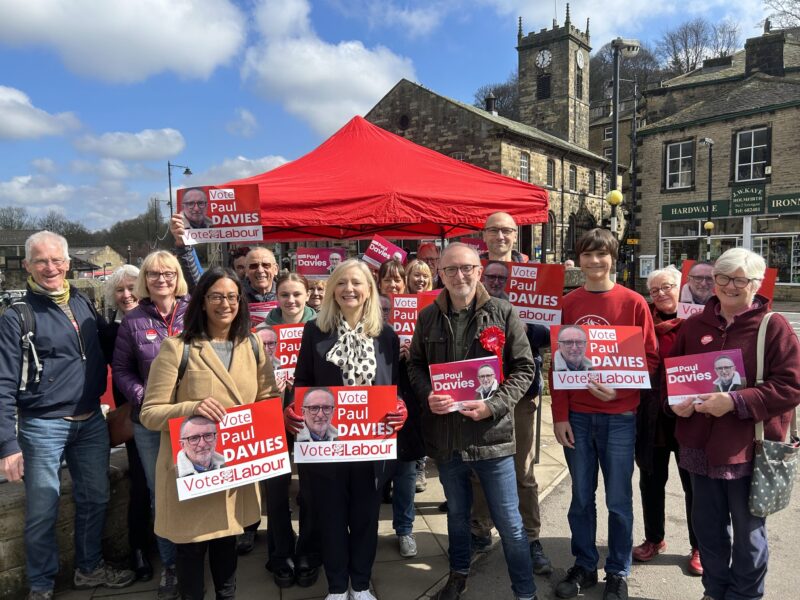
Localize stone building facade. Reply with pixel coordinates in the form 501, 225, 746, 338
638, 25, 800, 298
366, 13, 611, 262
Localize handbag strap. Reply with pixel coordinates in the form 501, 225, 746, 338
754, 312, 798, 441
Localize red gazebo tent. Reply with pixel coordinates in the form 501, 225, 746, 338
226, 116, 549, 241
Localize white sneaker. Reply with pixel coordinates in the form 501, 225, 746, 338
350, 590, 377, 600
398, 534, 418, 558
325, 593, 349, 600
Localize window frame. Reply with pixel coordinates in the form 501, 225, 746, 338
519, 152, 530, 183
603, 126, 613, 141
663, 139, 695, 191
733, 126, 770, 183
588, 170, 596, 195
546, 159, 555, 188
568, 165, 578, 192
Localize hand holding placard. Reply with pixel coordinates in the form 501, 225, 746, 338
283, 405, 304, 435
194, 397, 227, 421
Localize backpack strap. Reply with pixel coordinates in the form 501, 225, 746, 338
11, 301, 41, 392
249, 333, 261, 363
176, 341, 191, 388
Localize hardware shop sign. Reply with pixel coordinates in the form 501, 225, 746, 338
661, 200, 729, 221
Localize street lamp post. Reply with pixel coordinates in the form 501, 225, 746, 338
167, 161, 192, 217
605, 37, 640, 240
700, 138, 714, 261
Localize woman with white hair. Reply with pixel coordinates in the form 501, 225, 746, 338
671, 248, 800, 600
633, 265, 701, 576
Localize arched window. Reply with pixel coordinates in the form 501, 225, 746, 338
546, 211, 557, 251
546, 159, 555, 187
569, 165, 578, 192
519, 152, 530, 183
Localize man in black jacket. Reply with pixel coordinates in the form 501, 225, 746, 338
408, 243, 537, 600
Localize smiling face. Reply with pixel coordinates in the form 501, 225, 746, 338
307, 280, 326, 309
145, 259, 178, 301
714, 267, 758, 316
303, 388, 336, 438
714, 357, 737, 385
257, 327, 278, 358
482, 262, 509, 298
648, 273, 679, 315
476, 366, 496, 389
558, 327, 588, 369
334, 265, 371, 317
329, 253, 343, 269
25, 237, 70, 292
246, 248, 277, 294
379, 271, 406, 295
180, 418, 218, 469
408, 265, 431, 293
579, 249, 613, 285
182, 189, 208, 227
439, 245, 482, 307
114, 275, 138, 314
277, 279, 308, 323
417, 245, 440, 275
203, 277, 240, 332
483, 212, 518, 260
688, 263, 714, 304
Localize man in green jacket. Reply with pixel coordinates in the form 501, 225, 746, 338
408, 243, 537, 600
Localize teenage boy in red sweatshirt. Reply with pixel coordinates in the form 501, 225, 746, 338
551, 229, 658, 600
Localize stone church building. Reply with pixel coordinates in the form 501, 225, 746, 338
366, 10, 610, 262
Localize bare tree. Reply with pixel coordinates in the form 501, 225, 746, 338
711, 20, 740, 57
473, 70, 520, 121
764, 0, 800, 27
0, 206, 36, 230
657, 17, 711, 75
589, 42, 662, 102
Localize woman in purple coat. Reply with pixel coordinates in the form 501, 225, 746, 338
112, 251, 190, 600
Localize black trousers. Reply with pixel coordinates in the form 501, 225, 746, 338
307, 461, 382, 594
124, 437, 153, 551
639, 446, 697, 548
175, 536, 237, 600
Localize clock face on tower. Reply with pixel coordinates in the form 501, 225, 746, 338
576, 51, 585, 69
535, 49, 552, 68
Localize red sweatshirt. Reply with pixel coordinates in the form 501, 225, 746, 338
551, 284, 659, 422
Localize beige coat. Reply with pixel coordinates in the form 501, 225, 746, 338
141, 335, 278, 544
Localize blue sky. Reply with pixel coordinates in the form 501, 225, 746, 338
0, 0, 768, 231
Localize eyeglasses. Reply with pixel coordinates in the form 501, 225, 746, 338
206, 292, 241, 305
484, 274, 508, 282
303, 405, 334, 415
440, 264, 480, 277
248, 262, 276, 271
689, 275, 714, 284
183, 201, 207, 208
181, 432, 217, 446
649, 283, 677, 297
558, 340, 587, 347
478, 373, 494, 379
484, 227, 517, 236
31, 258, 67, 268
714, 274, 760, 289
715, 364, 735, 371
263, 341, 277, 349
146, 271, 177, 281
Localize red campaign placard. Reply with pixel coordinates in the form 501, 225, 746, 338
296, 247, 347, 279
678, 260, 776, 317
362, 234, 407, 268
664, 349, 746, 405
388, 293, 436, 345
293, 386, 398, 463
549, 325, 650, 390
272, 323, 305, 381
167, 398, 289, 501
177, 184, 262, 244
482, 261, 565, 326
248, 301, 278, 325
429, 356, 501, 412
460, 237, 488, 253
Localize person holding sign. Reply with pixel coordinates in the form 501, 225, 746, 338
408, 243, 537, 600
140, 267, 279, 600
284, 259, 406, 600
551, 229, 658, 600
633, 266, 700, 576
670, 248, 800, 600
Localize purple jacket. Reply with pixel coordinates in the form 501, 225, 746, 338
112, 296, 190, 408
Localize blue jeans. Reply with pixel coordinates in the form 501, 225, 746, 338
392, 460, 417, 536
563, 411, 635, 576
134, 423, 176, 567
437, 454, 535, 598
18, 411, 109, 591
691, 474, 768, 600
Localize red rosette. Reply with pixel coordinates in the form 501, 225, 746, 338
479, 326, 505, 383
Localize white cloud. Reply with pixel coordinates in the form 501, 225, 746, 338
226, 108, 259, 138
184, 155, 289, 187
74, 128, 185, 161
242, 0, 416, 136
0, 86, 80, 140
0, 0, 246, 83
0, 174, 74, 205
332, 1, 447, 38
31, 158, 57, 174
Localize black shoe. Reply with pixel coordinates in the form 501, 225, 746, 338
131, 550, 153, 582
294, 557, 319, 588
438, 501, 448, 513
603, 574, 628, 600
529, 540, 553, 575
555, 565, 598, 599
433, 571, 468, 600
236, 530, 256, 555
271, 561, 295, 589
470, 533, 491, 554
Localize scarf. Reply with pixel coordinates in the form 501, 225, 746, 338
325, 316, 377, 386
28, 276, 70, 305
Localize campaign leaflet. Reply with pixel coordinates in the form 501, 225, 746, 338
296, 247, 347, 279
460, 237, 488, 253
177, 184, 262, 245
664, 349, 746, 405
248, 301, 278, 325
168, 399, 289, 501
483, 261, 565, 326
272, 323, 305, 381
428, 356, 501, 412
677, 260, 777, 318
549, 325, 651, 390
362, 234, 407, 268
388, 293, 437, 345
293, 386, 398, 463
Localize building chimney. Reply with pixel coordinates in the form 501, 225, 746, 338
485, 92, 498, 116
745, 30, 785, 77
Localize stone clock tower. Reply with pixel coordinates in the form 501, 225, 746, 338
518, 5, 591, 149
